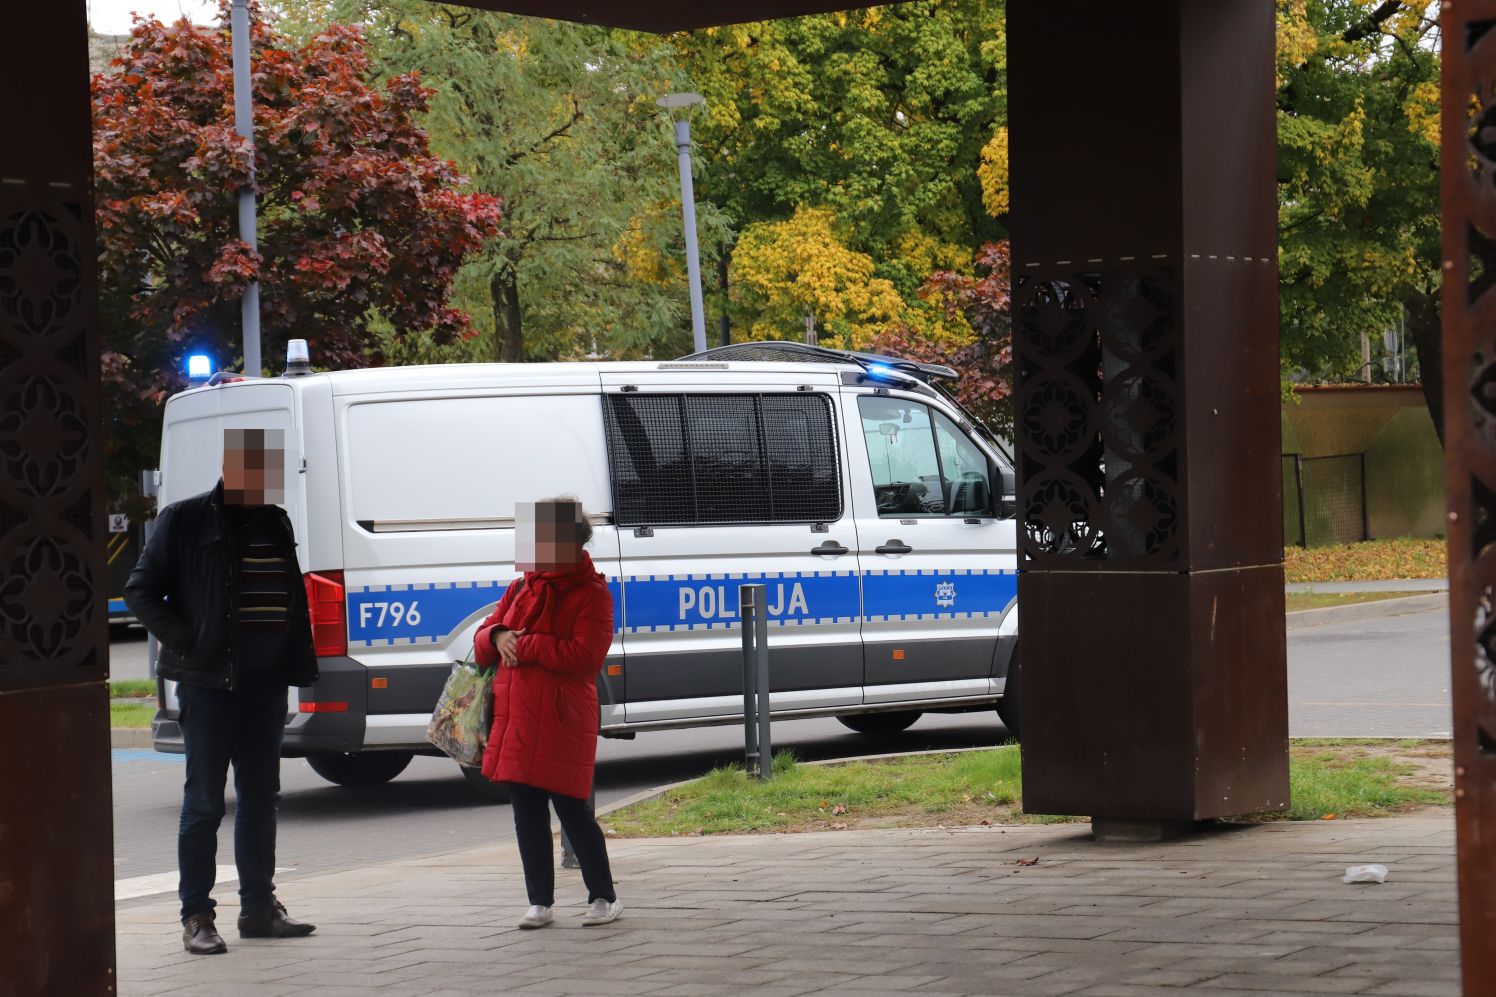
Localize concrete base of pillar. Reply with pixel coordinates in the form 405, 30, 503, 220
1091, 818, 1201, 843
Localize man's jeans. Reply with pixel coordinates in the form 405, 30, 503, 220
177, 680, 287, 922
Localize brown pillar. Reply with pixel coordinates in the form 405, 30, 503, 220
1441, 3, 1496, 991
1007, 0, 1289, 830
0, 5, 118, 993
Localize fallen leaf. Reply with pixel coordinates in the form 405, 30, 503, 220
979, 819, 991, 826
831, 822, 848, 830
832, 804, 847, 815
1016, 856, 1040, 866
1321, 814, 1338, 821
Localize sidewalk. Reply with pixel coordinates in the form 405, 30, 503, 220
115, 813, 1458, 997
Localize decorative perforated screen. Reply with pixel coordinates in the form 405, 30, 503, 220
604, 393, 841, 526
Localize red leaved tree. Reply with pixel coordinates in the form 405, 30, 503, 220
868, 241, 1014, 435
93, 11, 501, 511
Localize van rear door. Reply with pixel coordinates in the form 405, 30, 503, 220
602, 370, 862, 724
156, 381, 301, 721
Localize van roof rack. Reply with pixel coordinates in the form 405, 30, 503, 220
677, 341, 958, 384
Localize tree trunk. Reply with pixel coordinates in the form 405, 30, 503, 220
491, 267, 523, 363
1405, 288, 1444, 447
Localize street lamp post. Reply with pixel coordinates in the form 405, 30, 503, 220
657, 93, 707, 354
231, 0, 262, 376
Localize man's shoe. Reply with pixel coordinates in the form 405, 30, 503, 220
182, 913, 227, 955
581, 898, 623, 926
237, 899, 316, 939
517, 905, 554, 929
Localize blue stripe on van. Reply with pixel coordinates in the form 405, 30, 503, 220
862, 569, 1016, 623
345, 569, 1015, 647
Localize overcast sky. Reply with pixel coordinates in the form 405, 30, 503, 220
88, 0, 218, 35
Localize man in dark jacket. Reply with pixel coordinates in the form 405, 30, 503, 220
125, 428, 319, 955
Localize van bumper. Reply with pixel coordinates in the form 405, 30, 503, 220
281, 655, 368, 756
149, 656, 375, 756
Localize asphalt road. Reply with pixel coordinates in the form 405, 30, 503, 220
111, 604, 1451, 908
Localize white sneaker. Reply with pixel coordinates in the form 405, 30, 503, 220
517, 905, 553, 929
581, 898, 623, 926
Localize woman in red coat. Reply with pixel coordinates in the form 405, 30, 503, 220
473, 497, 621, 929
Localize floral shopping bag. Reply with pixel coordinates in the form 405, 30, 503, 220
426, 652, 493, 767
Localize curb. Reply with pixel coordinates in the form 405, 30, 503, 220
1285, 592, 1447, 630
110, 728, 153, 749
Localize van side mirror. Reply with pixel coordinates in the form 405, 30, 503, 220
994, 463, 1017, 519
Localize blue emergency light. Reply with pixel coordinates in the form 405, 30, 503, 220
186, 354, 212, 382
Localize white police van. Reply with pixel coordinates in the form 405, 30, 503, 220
149, 342, 1021, 791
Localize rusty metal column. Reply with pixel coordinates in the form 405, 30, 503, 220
0, 4, 118, 993
1441, 3, 1496, 990
1007, 0, 1288, 835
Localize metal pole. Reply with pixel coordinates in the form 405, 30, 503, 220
755, 591, 771, 782
1294, 453, 1307, 548
1359, 452, 1370, 542
741, 584, 761, 775
141, 468, 159, 680
674, 118, 707, 354
231, 0, 262, 377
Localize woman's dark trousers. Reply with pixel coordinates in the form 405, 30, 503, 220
176, 681, 287, 922
508, 781, 615, 907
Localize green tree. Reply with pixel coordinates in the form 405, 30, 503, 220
287, 0, 717, 361
668, 1, 1006, 306
1276, 0, 1442, 436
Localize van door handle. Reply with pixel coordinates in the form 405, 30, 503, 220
876, 540, 914, 555
811, 541, 849, 556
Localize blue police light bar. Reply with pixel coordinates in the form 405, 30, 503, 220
186, 354, 212, 381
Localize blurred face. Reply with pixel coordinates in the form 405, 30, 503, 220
515, 500, 585, 571
222, 428, 285, 507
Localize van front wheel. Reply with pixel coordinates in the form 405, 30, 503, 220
305, 750, 413, 788
837, 711, 921, 736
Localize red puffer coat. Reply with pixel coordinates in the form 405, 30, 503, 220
473, 552, 614, 800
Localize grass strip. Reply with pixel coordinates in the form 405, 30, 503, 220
1285, 537, 1445, 583
1284, 591, 1426, 612
110, 702, 155, 729
602, 741, 1450, 838
110, 679, 155, 699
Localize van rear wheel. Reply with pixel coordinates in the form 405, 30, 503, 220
305, 750, 413, 788
837, 711, 921, 736
460, 764, 511, 803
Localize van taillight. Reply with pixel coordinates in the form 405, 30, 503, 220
303, 570, 347, 657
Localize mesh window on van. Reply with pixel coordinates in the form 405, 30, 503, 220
604, 393, 841, 526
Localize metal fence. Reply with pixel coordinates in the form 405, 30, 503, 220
1282, 452, 1368, 548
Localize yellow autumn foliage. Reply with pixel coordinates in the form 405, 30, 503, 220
730, 206, 905, 350
977, 126, 1009, 218
1405, 80, 1440, 147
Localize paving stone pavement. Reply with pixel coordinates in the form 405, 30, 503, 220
114, 814, 1458, 997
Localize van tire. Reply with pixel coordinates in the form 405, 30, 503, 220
460, 764, 511, 803
837, 711, 921, 736
305, 750, 413, 787
996, 650, 1021, 742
